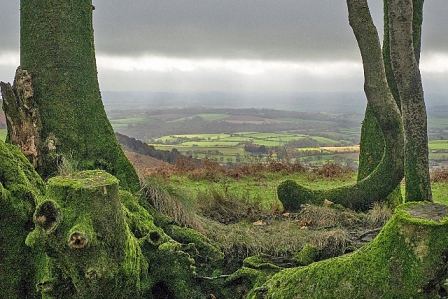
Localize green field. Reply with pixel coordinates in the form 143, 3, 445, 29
0, 129, 6, 141
153, 132, 334, 147
429, 140, 448, 150
149, 131, 358, 166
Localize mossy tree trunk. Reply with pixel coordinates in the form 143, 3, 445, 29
278, 0, 404, 211
356, 0, 404, 208
0, 0, 139, 192
388, 0, 432, 202
252, 202, 448, 298
357, 0, 425, 207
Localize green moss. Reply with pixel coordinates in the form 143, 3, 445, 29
225, 255, 282, 299
0, 140, 45, 299
167, 225, 224, 263
144, 241, 204, 299
27, 170, 146, 298
292, 243, 320, 266
253, 202, 448, 298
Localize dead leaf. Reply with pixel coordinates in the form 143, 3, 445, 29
253, 220, 266, 226
323, 199, 334, 207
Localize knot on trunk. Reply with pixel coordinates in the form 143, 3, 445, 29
68, 231, 88, 249
34, 200, 62, 234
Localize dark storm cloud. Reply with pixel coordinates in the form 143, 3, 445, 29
91, 0, 447, 60
93, 0, 363, 60
1, 1, 446, 61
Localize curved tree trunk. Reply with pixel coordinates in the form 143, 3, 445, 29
278, 0, 404, 211
388, 0, 432, 202
356, 0, 404, 208
1, 0, 140, 192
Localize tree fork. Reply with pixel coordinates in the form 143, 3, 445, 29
278, 0, 404, 211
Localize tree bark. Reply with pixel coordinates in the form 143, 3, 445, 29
8, 0, 140, 192
0, 67, 39, 167
278, 0, 404, 211
253, 202, 448, 298
388, 0, 432, 202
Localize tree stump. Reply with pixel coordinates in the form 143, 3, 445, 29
26, 170, 146, 298
252, 202, 448, 299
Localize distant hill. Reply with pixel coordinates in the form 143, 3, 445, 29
115, 132, 185, 163
102, 91, 367, 114
102, 91, 448, 116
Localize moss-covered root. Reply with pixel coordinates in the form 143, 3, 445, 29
0, 140, 45, 299
251, 202, 448, 299
26, 170, 147, 299
277, 159, 403, 211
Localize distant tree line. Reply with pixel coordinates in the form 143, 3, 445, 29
115, 132, 186, 163
244, 143, 268, 154
284, 137, 320, 148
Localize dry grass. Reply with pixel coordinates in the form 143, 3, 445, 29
431, 169, 448, 182
201, 217, 353, 264
196, 186, 256, 224
141, 177, 205, 232
299, 204, 362, 228
366, 202, 393, 228
151, 157, 306, 181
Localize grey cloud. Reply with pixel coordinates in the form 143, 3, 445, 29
0, 2, 19, 51
93, 0, 363, 60
422, 2, 448, 53
92, 0, 447, 60
97, 65, 364, 93
1, 1, 446, 61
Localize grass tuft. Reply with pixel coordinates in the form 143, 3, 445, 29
141, 177, 204, 232
56, 152, 79, 175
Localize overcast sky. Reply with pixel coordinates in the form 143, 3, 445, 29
0, 1, 447, 93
